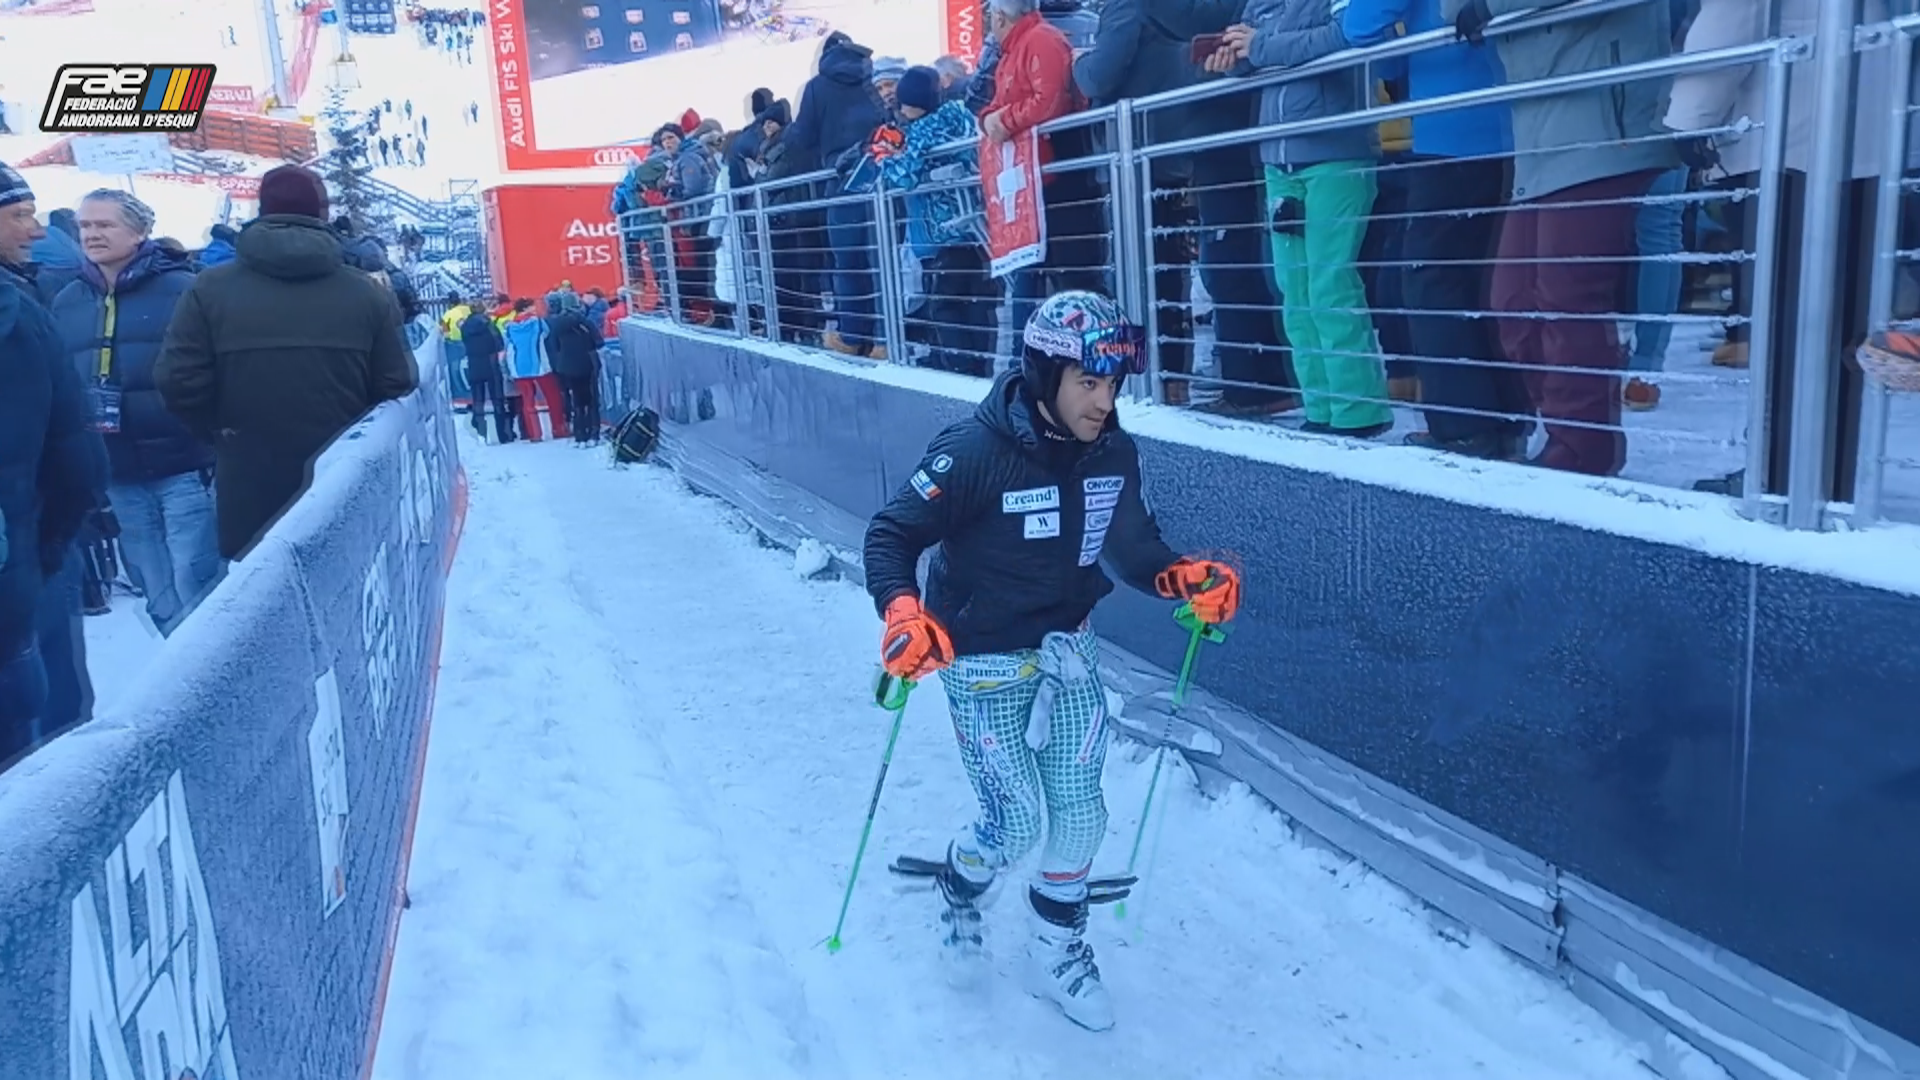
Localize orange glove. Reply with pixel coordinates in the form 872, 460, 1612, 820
880, 595, 955, 681
1155, 559, 1241, 625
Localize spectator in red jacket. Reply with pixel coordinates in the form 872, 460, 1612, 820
983, 0, 1107, 351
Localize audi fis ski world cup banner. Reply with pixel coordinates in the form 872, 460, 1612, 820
39, 63, 215, 132
486, 0, 982, 172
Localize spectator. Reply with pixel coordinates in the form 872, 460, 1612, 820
3, 169, 110, 725
676, 118, 728, 326
1666, 0, 1893, 500
583, 286, 610, 329
52, 189, 221, 637
32, 208, 85, 300
1212, 0, 1392, 437
154, 164, 418, 561
503, 297, 568, 440
459, 301, 512, 443
1076, 0, 1296, 414
784, 32, 888, 358
543, 290, 605, 445
879, 66, 996, 377
603, 290, 629, 336
1344, 0, 1530, 458
1624, 0, 1700, 411
872, 56, 909, 115
0, 270, 101, 765
199, 223, 238, 269
439, 291, 474, 402
0, 165, 104, 759
487, 293, 524, 441
1443, 0, 1679, 475
982, 0, 1095, 339
934, 55, 972, 104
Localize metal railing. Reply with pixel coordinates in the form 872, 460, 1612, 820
602, 3, 1917, 530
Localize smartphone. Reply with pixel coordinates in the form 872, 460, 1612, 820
1189, 33, 1226, 64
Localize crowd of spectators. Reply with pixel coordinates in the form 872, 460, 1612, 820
609, 0, 1887, 497
0, 161, 419, 769
437, 285, 615, 448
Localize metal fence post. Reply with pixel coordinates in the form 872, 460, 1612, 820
1739, 42, 1798, 521
1784, 0, 1864, 530
661, 211, 684, 325
874, 187, 907, 363
1853, 23, 1913, 527
755, 186, 782, 344
722, 193, 750, 339
1109, 100, 1156, 403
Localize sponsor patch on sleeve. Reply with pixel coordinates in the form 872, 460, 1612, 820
910, 470, 942, 500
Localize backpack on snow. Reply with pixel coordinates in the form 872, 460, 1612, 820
610, 406, 661, 464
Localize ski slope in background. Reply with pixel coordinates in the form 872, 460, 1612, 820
369, 431, 1726, 1080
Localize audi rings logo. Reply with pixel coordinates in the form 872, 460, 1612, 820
594, 146, 641, 167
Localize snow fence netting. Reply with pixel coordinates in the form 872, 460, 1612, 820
0, 323, 465, 1080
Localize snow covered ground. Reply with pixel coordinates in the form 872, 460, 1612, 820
368, 427, 1720, 1080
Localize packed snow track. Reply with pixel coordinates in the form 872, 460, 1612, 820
369, 431, 1694, 1080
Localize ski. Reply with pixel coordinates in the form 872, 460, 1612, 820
888, 855, 1137, 905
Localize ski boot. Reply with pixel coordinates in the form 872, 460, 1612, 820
1025, 888, 1115, 1032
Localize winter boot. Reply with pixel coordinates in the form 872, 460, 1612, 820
1025, 888, 1114, 1031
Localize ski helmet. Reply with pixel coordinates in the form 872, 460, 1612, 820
1019, 290, 1147, 404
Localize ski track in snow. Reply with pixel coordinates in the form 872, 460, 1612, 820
373, 429, 1714, 1080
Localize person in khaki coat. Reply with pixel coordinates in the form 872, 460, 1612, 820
155, 165, 418, 561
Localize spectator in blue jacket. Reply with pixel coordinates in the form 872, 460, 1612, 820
52, 190, 222, 637
1344, 0, 1529, 458
198, 223, 238, 269
879, 67, 996, 377
0, 270, 101, 766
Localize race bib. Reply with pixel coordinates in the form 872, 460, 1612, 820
90, 382, 123, 434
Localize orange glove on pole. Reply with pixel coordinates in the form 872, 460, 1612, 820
880, 595, 955, 681
1154, 559, 1242, 625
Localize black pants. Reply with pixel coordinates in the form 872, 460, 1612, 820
921, 244, 997, 377
1188, 139, 1295, 403
1362, 153, 1416, 380
1151, 188, 1196, 381
1400, 155, 1531, 444
770, 202, 828, 342
557, 372, 601, 442
468, 373, 514, 442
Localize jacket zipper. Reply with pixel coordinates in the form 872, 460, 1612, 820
97, 290, 118, 382
1608, 41, 1626, 140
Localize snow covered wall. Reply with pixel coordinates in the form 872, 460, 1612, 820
618, 319, 1920, 1080
0, 330, 464, 1080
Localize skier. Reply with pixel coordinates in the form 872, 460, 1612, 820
861, 290, 1243, 1032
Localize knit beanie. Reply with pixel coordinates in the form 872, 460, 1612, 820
896, 66, 942, 114
81, 188, 158, 235
0, 161, 32, 211
870, 56, 908, 85
258, 164, 329, 220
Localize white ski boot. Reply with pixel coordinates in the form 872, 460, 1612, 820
1025, 889, 1115, 1031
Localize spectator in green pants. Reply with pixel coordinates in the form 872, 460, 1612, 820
1211, 0, 1393, 436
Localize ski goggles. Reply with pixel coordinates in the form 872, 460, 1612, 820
1023, 321, 1149, 376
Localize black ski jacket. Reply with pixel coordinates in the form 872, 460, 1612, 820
864, 372, 1178, 657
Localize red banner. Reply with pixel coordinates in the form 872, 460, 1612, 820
981, 129, 1045, 278
486, 0, 644, 173
207, 84, 258, 112
482, 184, 624, 300
142, 173, 263, 198
944, 0, 984, 68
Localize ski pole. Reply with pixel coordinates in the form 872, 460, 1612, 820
1116, 595, 1228, 921
825, 670, 915, 954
